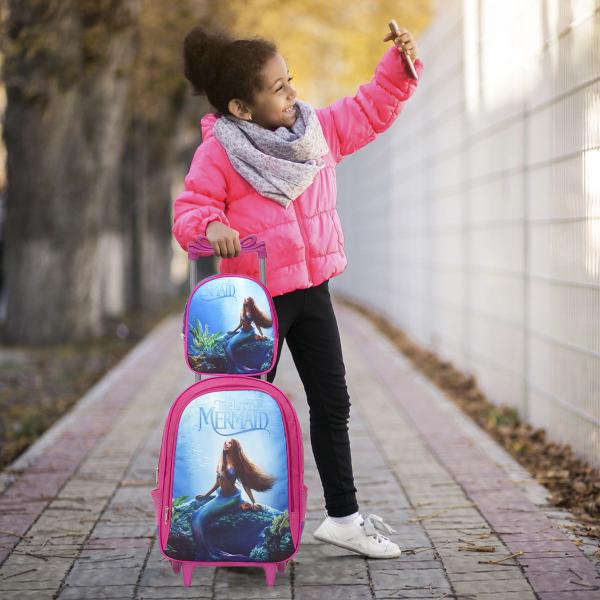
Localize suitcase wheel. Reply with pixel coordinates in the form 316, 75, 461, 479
182, 563, 194, 587
263, 563, 276, 586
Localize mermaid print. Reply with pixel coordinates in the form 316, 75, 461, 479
225, 296, 272, 373
185, 277, 276, 375
191, 438, 276, 560
163, 389, 295, 563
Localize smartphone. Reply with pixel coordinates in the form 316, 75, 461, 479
388, 20, 418, 80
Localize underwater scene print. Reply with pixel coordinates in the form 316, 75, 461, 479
165, 389, 294, 563
186, 276, 276, 375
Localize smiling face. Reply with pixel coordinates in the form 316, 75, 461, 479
227, 53, 297, 130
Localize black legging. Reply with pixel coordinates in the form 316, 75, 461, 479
251, 278, 358, 517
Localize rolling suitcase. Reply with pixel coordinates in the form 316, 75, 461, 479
150, 233, 308, 587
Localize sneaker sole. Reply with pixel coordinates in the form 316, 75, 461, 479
313, 531, 402, 559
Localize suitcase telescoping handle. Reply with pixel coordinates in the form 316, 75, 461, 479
187, 233, 267, 289
186, 233, 269, 383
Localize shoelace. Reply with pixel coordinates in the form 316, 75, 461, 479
360, 513, 397, 543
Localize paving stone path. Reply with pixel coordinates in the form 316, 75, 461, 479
1, 297, 598, 599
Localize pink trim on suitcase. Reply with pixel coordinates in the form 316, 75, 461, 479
151, 376, 306, 586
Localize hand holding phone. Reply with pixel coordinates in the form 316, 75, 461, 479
386, 20, 419, 80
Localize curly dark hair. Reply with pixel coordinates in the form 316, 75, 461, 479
183, 25, 278, 117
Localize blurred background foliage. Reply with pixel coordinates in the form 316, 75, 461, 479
0, 0, 432, 344
212, 0, 431, 106
0, 0, 430, 465
122, 0, 433, 121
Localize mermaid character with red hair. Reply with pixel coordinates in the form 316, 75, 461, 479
191, 438, 276, 560
225, 296, 272, 373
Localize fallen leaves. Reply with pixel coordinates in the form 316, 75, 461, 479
341, 296, 600, 542
0, 291, 190, 470
479, 550, 524, 564
457, 538, 497, 552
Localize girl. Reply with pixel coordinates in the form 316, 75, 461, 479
173, 23, 423, 559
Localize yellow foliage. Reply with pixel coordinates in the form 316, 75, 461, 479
0, 0, 432, 120
210, 0, 433, 106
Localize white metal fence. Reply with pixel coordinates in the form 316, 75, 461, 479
333, 0, 600, 469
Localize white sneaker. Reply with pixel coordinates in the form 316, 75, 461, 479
312, 512, 402, 559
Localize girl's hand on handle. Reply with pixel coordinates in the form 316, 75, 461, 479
383, 24, 418, 62
206, 220, 242, 258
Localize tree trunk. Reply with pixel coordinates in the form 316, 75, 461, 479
121, 104, 186, 312
3, 0, 140, 343
120, 1, 219, 310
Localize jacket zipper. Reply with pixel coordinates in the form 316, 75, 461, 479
292, 201, 312, 287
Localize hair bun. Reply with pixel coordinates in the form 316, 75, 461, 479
182, 27, 277, 115
183, 26, 232, 96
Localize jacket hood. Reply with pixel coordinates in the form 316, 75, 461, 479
200, 112, 219, 141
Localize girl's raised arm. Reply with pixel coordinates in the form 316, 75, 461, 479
316, 44, 423, 164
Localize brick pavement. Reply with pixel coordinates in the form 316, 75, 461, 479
0, 298, 598, 599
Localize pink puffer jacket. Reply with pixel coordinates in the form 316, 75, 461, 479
172, 45, 423, 297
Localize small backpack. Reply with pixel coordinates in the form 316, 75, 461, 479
150, 234, 308, 587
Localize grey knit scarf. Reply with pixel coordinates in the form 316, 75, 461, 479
212, 99, 329, 208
